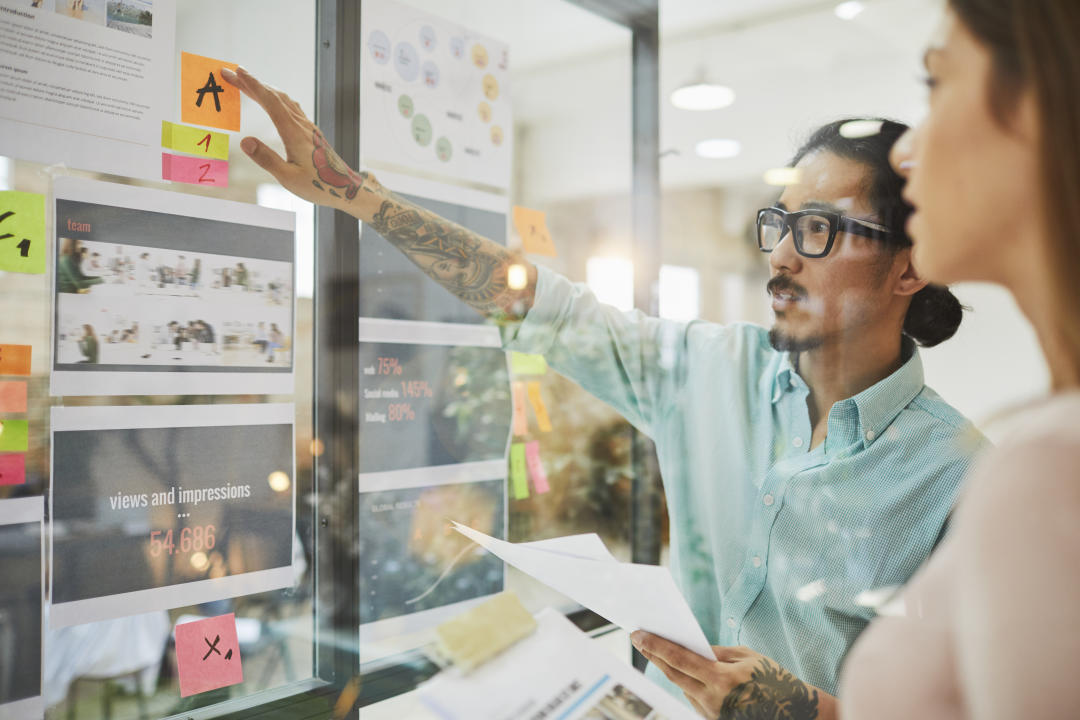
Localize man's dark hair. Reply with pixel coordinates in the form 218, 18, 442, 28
791, 118, 964, 347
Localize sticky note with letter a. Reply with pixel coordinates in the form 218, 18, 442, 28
0, 344, 31, 376
512, 206, 557, 257
162, 121, 230, 160
509, 443, 529, 500
175, 613, 243, 697
0, 453, 26, 486
181, 52, 241, 131
0, 191, 46, 274
0, 420, 28, 453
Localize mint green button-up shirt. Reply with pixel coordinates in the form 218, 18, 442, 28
503, 267, 987, 698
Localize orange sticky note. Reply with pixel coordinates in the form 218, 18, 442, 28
512, 206, 557, 257
0, 344, 31, 376
175, 613, 244, 697
511, 381, 528, 436
0, 381, 27, 413
181, 53, 241, 131
526, 381, 552, 433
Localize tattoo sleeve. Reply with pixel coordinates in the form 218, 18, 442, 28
718, 660, 819, 720
366, 193, 534, 319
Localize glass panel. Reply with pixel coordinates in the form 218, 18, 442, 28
0, 1, 319, 717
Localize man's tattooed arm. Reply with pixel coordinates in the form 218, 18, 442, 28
718, 660, 820, 720
366, 194, 536, 319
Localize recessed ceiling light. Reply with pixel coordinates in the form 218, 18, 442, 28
670, 83, 736, 111
834, 1, 865, 20
695, 139, 741, 159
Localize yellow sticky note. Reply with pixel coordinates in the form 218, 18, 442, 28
0, 192, 46, 274
181, 52, 241, 131
509, 443, 529, 500
512, 206, 557, 257
526, 381, 552, 433
511, 381, 528, 437
510, 352, 547, 376
162, 121, 230, 160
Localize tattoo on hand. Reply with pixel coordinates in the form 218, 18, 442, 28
309, 129, 379, 201
369, 198, 519, 314
718, 660, 819, 720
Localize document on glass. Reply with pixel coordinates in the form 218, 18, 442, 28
419, 608, 698, 720
453, 522, 713, 659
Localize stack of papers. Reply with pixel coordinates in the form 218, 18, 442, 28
453, 523, 713, 660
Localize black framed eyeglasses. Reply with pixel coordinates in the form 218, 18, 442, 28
756, 207, 891, 258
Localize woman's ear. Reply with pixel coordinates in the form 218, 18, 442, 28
894, 247, 930, 297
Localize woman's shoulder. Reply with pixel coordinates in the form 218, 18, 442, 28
956, 392, 1080, 533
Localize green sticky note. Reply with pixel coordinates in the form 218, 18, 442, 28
0, 419, 29, 452
0, 192, 46, 275
509, 443, 529, 500
510, 352, 547, 376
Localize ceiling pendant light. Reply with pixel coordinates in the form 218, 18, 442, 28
670, 67, 735, 111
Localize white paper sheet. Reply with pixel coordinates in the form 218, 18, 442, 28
0, 0, 176, 180
420, 608, 698, 720
453, 523, 713, 659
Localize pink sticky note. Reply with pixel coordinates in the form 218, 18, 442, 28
162, 153, 229, 188
524, 441, 550, 494
0, 381, 27, 413
175, 613, 243, 697
511, 381, 528, 437
0, 454, 26, 486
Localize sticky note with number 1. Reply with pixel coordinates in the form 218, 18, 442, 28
0, 192, 46, 274
162, 121, 230, 160
175, 613, 243, 697
181, 52, 241, 131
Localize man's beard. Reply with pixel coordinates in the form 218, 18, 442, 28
766, 274, 821, 352
768, 326, 824, 352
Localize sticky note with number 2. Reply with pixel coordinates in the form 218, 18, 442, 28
181, 52, 241, 131
0, 191, 46, 274
162, 154, 229, 188
175, 613, 243, 697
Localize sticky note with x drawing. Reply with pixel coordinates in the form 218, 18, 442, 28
175, 613, 243, 697
181, 52, 241, 131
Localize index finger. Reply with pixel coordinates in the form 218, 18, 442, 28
222, 66, 304, 142
631, 631, 716, 683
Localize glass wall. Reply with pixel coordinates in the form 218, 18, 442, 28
0, 0, 1053, 718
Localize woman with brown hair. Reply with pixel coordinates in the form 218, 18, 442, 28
841, 1, 1080, 718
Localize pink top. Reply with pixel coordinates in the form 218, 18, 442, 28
840, 392, 1080, 720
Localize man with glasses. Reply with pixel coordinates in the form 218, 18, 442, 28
227, 67, 982, 720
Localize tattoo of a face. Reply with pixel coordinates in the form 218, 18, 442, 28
718, 660, 819, 720
369, 198, 516, 312
309, 129, 378, 200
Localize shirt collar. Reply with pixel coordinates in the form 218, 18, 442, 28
772, 337, 925, 445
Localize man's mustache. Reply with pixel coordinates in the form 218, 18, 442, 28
767, 276, 808, 299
